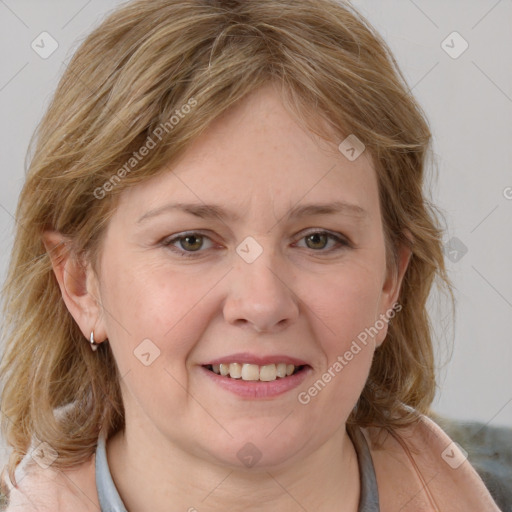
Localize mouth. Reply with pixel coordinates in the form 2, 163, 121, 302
203, 363, 307, 382
199, 353, 312, 398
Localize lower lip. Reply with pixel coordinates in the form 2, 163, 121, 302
200, 365, 312, 399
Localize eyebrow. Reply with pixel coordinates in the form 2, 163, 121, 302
136, 200, 368, 224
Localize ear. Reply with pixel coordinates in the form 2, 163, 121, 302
374, 232, 412, 346
42, 230, 107, 346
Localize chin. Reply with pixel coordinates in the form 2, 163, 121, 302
207, 424, 312, 470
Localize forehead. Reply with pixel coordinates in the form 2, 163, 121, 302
116, 84, 379, 223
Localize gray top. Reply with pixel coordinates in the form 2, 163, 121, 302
95, 427, 380, 511
348, 425, 381, 511
95, 434, 127, 512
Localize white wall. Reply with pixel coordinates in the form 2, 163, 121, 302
0, 1, 510, 465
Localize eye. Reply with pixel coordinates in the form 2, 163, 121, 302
161, 229, 350, 259
294, 230, 350, 252
161, 232, 214, 257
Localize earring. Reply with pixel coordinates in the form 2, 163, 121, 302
90, 331, 99, 352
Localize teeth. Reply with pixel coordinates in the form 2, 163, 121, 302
241, 364, 260, 381
259, 364, 277, 381
229, 363, 242, 379
276, 363, 287, 378
208, 362, 301, 381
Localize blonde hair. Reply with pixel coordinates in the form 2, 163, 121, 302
0, 0, 453, 487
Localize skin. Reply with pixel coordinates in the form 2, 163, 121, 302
44, 82, 411, 511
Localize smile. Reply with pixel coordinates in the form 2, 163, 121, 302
204, 363, 305, 381
201, 362, 311, 399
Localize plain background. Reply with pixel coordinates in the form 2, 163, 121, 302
0, 0, 511, 464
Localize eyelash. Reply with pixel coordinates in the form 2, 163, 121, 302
161, 230, 351, 258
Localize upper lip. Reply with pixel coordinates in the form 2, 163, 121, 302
202, 352, 309, 367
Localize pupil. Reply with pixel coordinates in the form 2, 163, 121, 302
183, 235, 201, 251
307, 233, 326, 249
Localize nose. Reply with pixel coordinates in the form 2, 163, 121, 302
223, 248, 299, 334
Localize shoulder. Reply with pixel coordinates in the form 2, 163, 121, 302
1, 450, 99, 511
362, 413, 502, 512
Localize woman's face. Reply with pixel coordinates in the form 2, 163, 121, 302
93, 83, 407, 469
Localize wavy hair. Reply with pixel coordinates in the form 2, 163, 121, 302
0, 0, 453, 487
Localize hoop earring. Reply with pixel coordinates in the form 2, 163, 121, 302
90, 331, 99, 352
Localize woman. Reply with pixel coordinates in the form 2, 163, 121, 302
0, 0, 502, 510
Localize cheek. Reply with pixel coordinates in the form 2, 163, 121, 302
97, 262, 209, 425
295, 259, 385, 409
305, 261, 384, 351
98, 259, 210, 373
296, 278, 380, 420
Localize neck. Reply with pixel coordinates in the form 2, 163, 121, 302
106, 422, 360, 512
